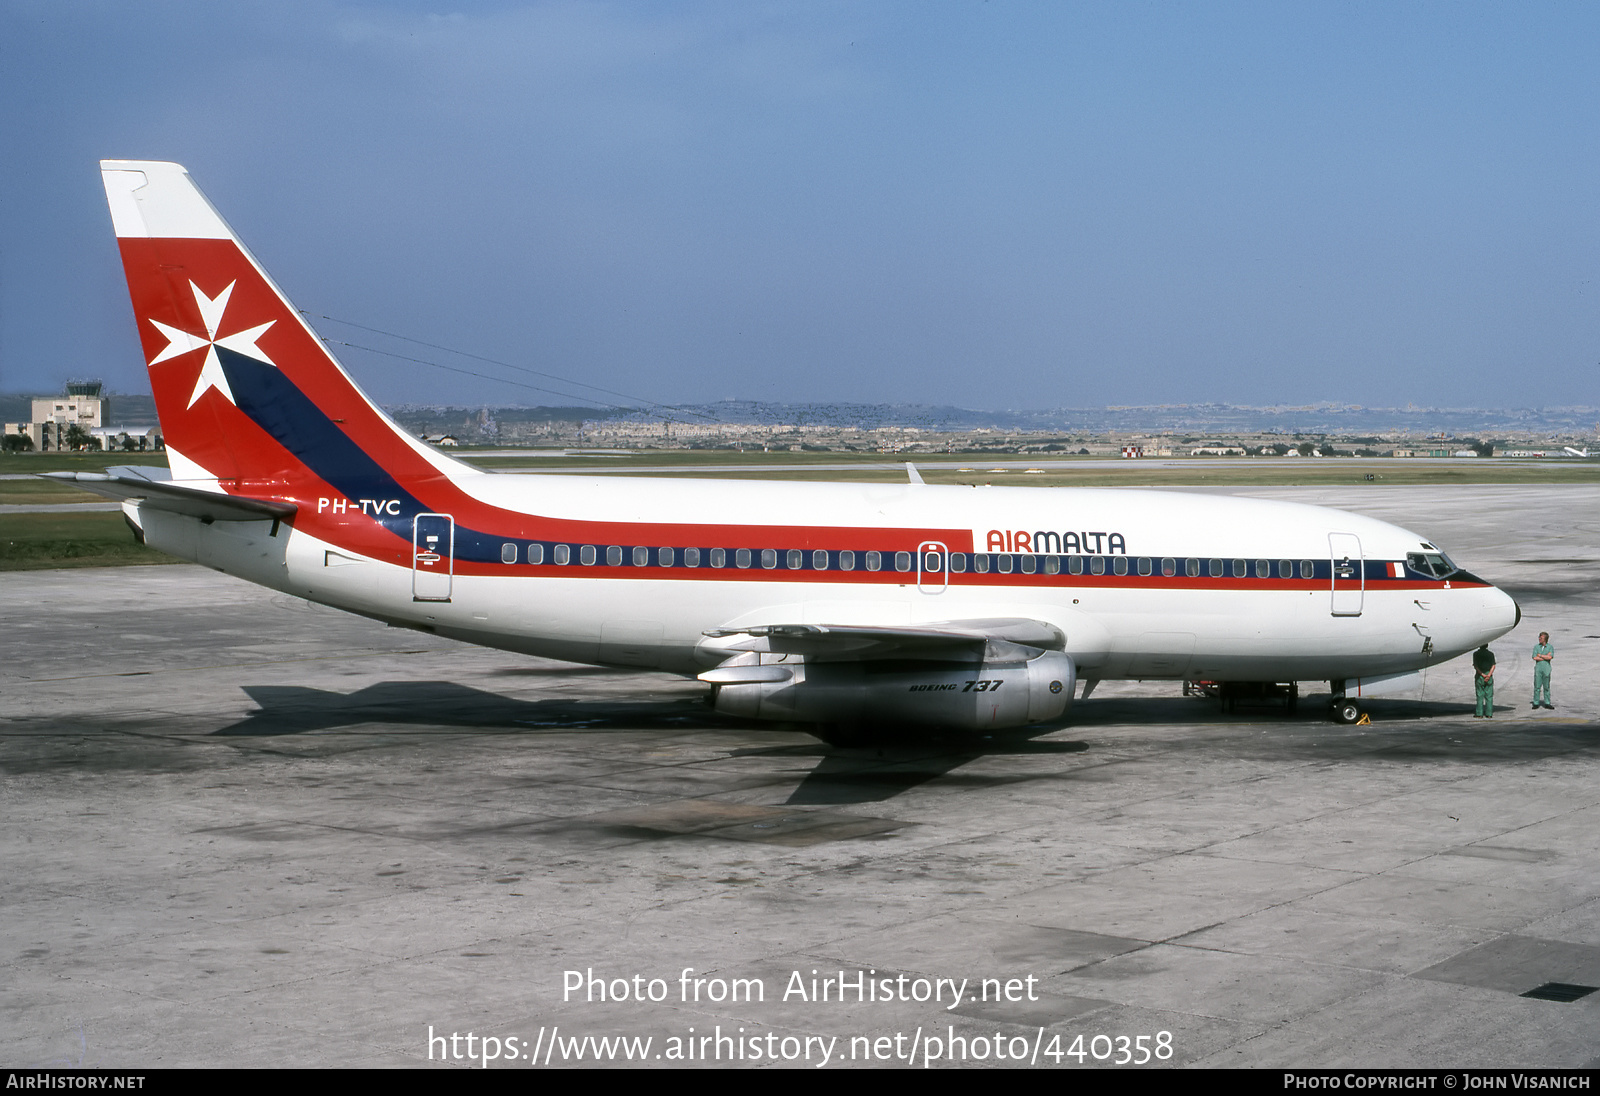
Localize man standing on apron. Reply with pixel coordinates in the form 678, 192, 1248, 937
1532, 633, 1554, 710
1473, 644, 1496, 718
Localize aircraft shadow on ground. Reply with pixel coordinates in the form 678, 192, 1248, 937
1071, 694, 1500, 725
214, 681, 714, 737
212, 680, 1092, 805
210, 681, 1597, 804
730, 732, 1091, 806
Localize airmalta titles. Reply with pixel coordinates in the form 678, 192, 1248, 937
986, 530, 1127, 553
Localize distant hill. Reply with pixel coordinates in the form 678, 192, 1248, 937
403, 399, 1600, 437
7, 392, 1594, 438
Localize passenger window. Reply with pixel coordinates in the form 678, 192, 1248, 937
1255, 559, 1269, 578
923, 551, 942, 572
1300, 559, 1314, 579
1067, 555, 1083, 575
1186, 558, 1200, 577
1161, 557, 1176, 577
1044, 556, 1060, 575
580, 545, 597, 566
1090, 556, 1105, 575
736, 549, 752, 568
865, 551, 881, 571
760, 548, 776, 569
1021, 555, 1036, 574
1138, 557, 1152, 576
895, 552, 911, 572
682, 547, 697, 567
1278, 559, 1291, 578
710, 548, 726, 568
950, 553, 967, 573
501, 542, 517, 565
605, 545, 621, 566
839, 550, 855, 571
528, 543, 544, 565
996, 555, 1012, 573
812, 550, 828, 570
1209, 559, 1223, 577
974, 554, 990, 573
554, 544, 570, 565
658, 547, 674, 567
1113, 556, 1128, 576
633, 546, 649, 567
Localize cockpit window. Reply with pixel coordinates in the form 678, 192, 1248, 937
1407, 551, 1458, 578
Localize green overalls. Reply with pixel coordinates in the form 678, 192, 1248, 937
1473, 646, 1496, 718
1532, 642, 1554, 708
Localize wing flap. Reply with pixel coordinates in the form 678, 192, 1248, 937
703, 617, 1064, 660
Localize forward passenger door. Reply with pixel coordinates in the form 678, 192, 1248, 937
1329, 532, 1363, 617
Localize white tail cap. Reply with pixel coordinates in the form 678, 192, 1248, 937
101, 160, 232, 240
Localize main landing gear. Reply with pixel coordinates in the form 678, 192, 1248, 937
1186, 680, 1299, 714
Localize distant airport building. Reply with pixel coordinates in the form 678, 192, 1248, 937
89, 425, 163, 452
5, 381, 161, 451
34, 380, 109, 428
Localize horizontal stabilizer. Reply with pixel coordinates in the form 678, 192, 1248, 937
45, 468, 296, 524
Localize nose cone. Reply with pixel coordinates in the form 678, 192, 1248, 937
1481, 584, 1521, 642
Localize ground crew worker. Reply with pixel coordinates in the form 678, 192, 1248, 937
1473, 644, 1496, 718
1532, 633, 1554, 710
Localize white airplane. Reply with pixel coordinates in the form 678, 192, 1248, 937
1563, 447, 1590, 458
58, 161, 1519, 736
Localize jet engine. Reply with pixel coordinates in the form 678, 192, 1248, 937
701, 641, 1075, 732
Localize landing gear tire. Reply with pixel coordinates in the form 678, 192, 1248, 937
1332, 699, 1362, 725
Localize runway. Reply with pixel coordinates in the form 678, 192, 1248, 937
4, 486, 1599, 1068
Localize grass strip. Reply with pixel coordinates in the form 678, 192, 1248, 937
0, 512, 179, 571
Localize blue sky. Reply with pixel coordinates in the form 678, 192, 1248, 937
4, 1, 1600, 412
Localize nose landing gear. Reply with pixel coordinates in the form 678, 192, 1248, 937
1332, 698, 1364, 724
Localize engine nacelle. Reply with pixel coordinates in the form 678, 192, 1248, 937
703, 649, 1075, 732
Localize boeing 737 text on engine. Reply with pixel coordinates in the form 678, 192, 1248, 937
58, 161, 1519, 735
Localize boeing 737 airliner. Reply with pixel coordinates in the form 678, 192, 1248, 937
56, 161, 1519, 735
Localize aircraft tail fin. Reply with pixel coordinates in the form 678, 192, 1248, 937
100, 160, 469, 491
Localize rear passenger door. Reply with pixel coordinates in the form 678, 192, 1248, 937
413, 513, 454, 602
